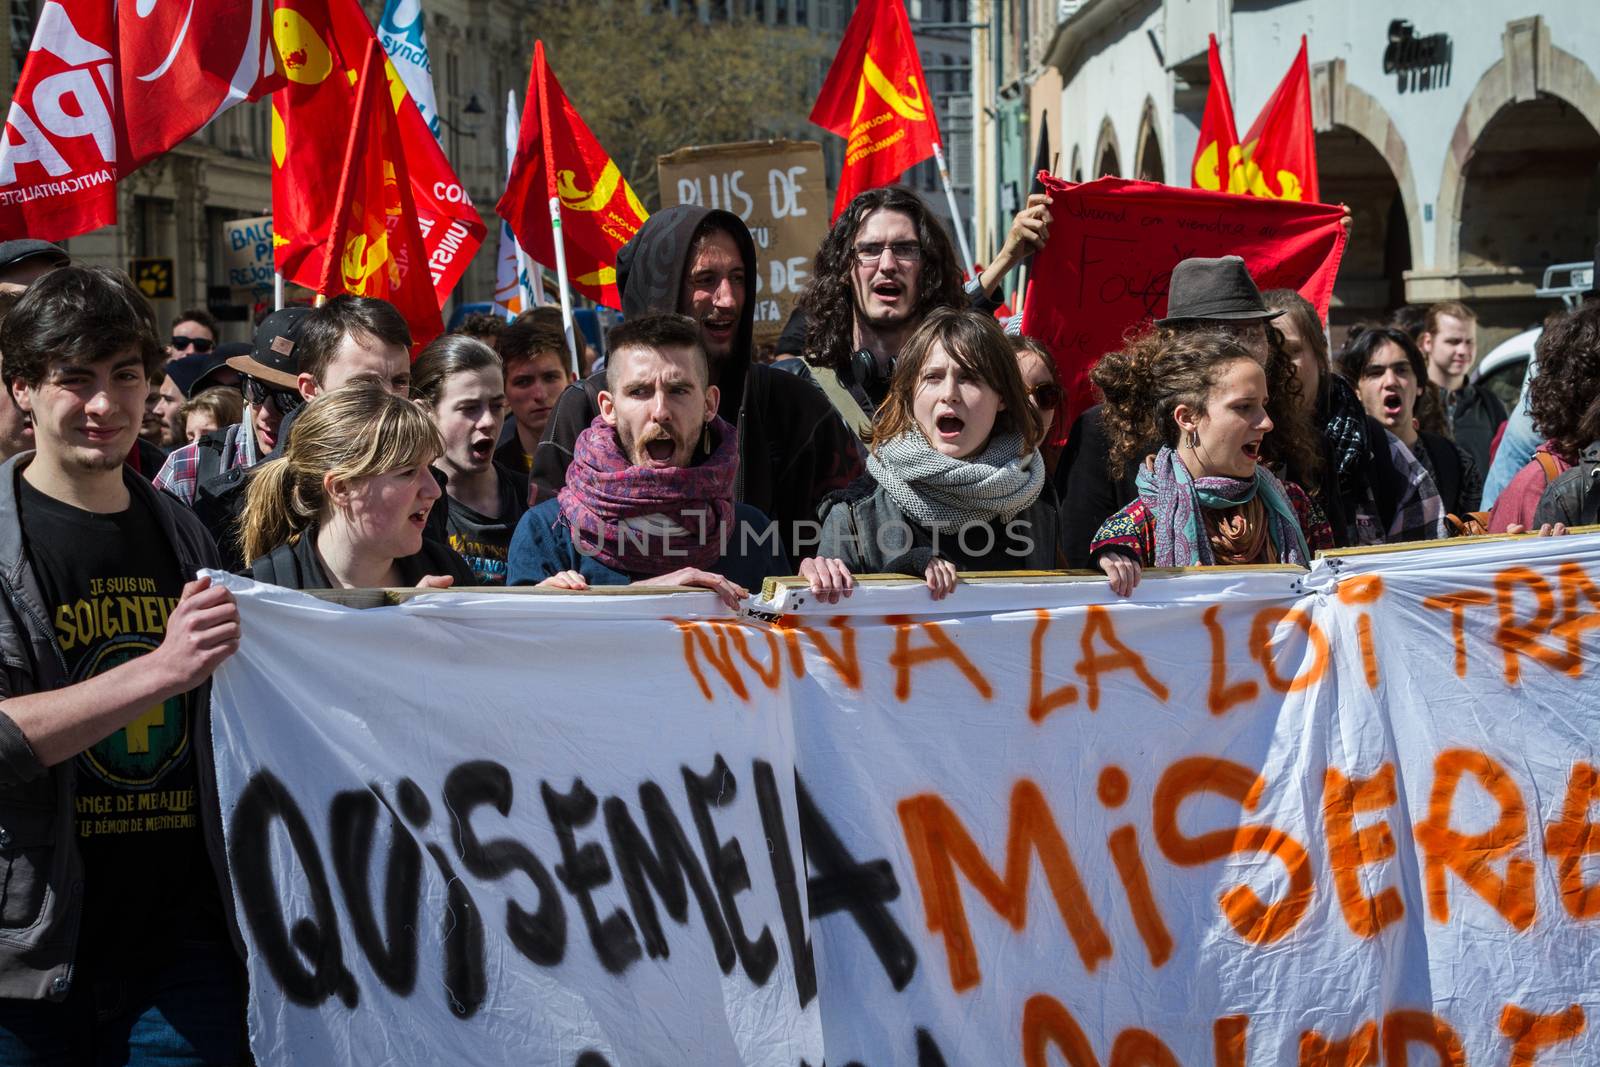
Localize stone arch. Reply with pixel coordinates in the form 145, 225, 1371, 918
1133, 97, 1165, 182
1093, 117, 1121, 178
1312, 59, 1422, 320
1434, 16, 1600, 278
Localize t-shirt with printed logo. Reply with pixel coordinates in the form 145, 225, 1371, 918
17, 475, 226, 973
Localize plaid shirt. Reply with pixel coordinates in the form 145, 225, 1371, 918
154, 422, 252, 505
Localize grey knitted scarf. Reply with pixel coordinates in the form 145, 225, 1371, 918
867, 430, 1045, 529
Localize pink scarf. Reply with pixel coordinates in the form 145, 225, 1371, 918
557, 415, 738, 576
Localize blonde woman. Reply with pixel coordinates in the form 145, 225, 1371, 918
240, 383, 474, 590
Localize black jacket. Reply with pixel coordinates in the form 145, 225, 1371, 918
249, 526, 475, 590
530, 205, 862, 556
1447, 379, 1508, 478
0, 456, 243, 1000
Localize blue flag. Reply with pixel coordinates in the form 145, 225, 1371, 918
377, 0, 441, 141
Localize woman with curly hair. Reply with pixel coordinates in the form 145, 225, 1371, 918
800, 308, 1055, 601
1089, 330, 1313, 597
1487, 303, 1600, 531
1057, 257, 1328, 564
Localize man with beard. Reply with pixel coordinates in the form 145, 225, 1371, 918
795, 184, 1052, 434
509, 314, 784, 608
530, 207, 861, 559
0, 266, 246, 1061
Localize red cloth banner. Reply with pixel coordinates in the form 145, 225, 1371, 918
1236, 36, 1319, 202
272, 0, 482, 303
318, 39, 442, 348
1190, 34, 1240, 192
1018, 175, 1347, 440
809, 0, 939, 220
0, 0, 281, 242
496, 41, 647, 308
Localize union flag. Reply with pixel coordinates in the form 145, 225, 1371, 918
1235, 37, 1319, 202
1190, 35, 1240, 193
318, 39, 441, 348
0, 0, 281, 241
809, 0, 939, 219
496, 41, 647, 308
271, 0, 483, 303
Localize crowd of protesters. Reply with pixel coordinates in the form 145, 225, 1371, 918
0, 182, 1594, 1060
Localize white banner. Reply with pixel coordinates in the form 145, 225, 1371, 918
209, 533, 1600, 1064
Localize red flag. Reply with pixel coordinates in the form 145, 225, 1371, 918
1018, 175, 1347, 442
1191, 35, 1240, 193
318, 39, 441, 348
1235, 37, 1319, 202
809, 0, 939, 219
495, 41, 647, 308
272, 0, 483, 304
0, 0, 282, 242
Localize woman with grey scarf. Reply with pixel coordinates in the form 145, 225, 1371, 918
801, 308, 1060, 601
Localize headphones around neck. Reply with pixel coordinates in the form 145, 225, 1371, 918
846, 349, 894, 405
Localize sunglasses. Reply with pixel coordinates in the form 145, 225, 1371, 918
170, 334, 214, 354
1027, 383, 1062, 410
244, 376, 303, 415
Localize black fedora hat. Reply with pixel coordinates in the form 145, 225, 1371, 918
1157, 255, 1283, 325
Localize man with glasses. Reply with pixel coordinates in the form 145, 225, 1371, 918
166, 308, 218, 363
795, 185, 1051, 434
155, 308, 308, 568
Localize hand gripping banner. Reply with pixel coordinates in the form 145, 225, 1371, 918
209, 531, 1600, 1064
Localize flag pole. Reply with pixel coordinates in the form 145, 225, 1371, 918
274, 272, 284, 311
547, 197, 579, 375
932, 141, 974, 277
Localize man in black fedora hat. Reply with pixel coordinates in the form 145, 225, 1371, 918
155, 307, 311, 569
1057, 255, 1295, 567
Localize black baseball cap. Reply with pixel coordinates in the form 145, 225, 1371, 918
225, 306, 312, 390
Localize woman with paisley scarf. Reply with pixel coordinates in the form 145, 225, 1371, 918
801, 308, 1057, 602
506, 315, 786, 609
1089, 330, 1314, 597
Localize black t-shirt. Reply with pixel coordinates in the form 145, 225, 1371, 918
445, 464, 529, 586
17, 476, 226, 974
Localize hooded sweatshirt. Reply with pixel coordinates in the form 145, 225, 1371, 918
530, 205, 862, 559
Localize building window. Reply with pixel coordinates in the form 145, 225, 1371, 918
795, 0, 807, 26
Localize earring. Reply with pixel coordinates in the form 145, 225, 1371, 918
702, 423, 712, 453
1187, 429, 1199, 449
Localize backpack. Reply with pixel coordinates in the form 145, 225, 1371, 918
1534, 443, 1600, 528
191, 428, 250, 573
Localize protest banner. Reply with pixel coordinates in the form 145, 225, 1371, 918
210, 531, 1600, 1064
221, 215, 276, 300
1020, 175, 1347, 439
658, 140, 829, 340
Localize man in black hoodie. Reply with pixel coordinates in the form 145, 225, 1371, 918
530, 206, 863, 560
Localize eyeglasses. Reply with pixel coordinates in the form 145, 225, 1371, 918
170, 334, 214, 354
244, 376, 303, 415
1027, 383, 1062, 410
853, 241, 922, 266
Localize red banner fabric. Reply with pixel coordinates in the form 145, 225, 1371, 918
0, 0, 281, 242
808, 0, 939, 220
317, 40, 442, 349
1018, 175, 1347, 442
495, 41, 647, 308
1237, 37, 1319, 203
1191, 35, 1240, 192
272, 0, 482, 303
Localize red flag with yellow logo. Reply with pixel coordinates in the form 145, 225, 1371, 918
496, 42, 646, 308
810, 0, 939, 220
317, 39, 441, 347
271, 0, 482, 301
1191, 35, 1240, 193
1234, 37, 1319, 202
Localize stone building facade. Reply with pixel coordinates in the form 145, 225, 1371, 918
1033, 0, 1600, 347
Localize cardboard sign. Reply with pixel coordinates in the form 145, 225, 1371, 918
658, 140, 829, 341
219, 215, 275, 299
